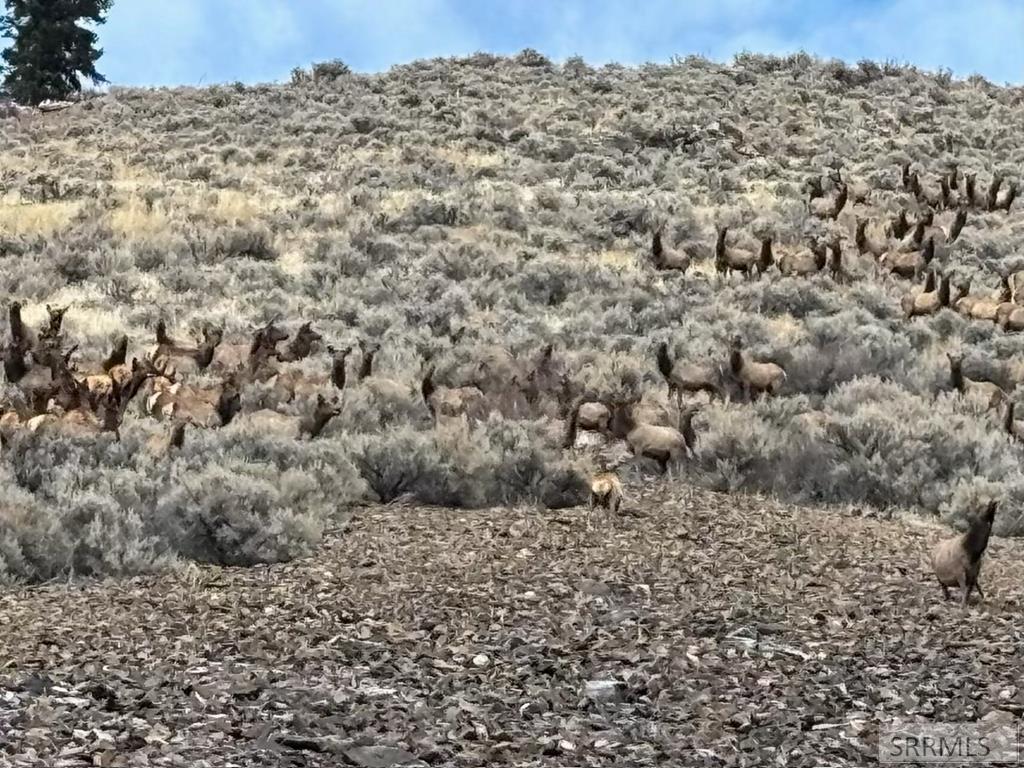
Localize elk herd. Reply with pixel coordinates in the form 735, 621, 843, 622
643, 160, 1018, 603
0, 161, 1016, 604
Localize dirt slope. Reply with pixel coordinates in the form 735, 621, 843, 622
0, 486, 1021, 766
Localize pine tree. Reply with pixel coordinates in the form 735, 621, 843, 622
1, 0, 113, 105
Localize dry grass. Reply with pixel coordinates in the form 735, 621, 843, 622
0, 199, 81, 236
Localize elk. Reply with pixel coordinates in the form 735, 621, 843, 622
855, 217, 891, 259
964, 173, 978, 209
146, 371, 240, 428
651, 229, 690, 272
924, 207, 967, 246
212, 319, 289, 375
715, 227, 770, 278
896, 212, 931, 253
1004, 401, 1024, 443
809, 181, 847, 219
880, 237, 935, 280
996, 181, 1018, 213
903, 272, 950, 318
773, 239, 827, 276
146, 422, 187, 458
421, 363, 487, 422
985, 174, 1003, 212
589, 471, 623, 522
891, 209, 911, 240
8, 301, 34, 351
329, 345, 352, 390
357, 339, 411, 401
931, 500, 997, 605
655, 342, 720, 404
277, 322, 323, 363
228, 393, 343, 440
827, 235, 846, 282
728, 336, 786, 400
154, 321, 224, 374
955, 275, 1011, 321
997, 302, 1024, 332
947, 352, 1005, 409
607, 398, 693, 474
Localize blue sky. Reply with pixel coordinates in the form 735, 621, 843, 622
96, 0, 1023, 87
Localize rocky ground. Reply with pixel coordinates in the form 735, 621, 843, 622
0, 486, 1022, 767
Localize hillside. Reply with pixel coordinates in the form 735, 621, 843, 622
0, 488, 1021, 766
1, 52, 1024, 579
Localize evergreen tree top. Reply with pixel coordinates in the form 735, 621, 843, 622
1, 0, 113, 105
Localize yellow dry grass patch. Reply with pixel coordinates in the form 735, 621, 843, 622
594, 248, 637, 270
433, 146, 504, 170
110, 156, 167, 193
25, 285, 129, 340
204, 189, 263, 224
740, 182, 783, 210
689, 258, 719, 278
379, 189, 437, 218
765, 314, 805, 345
0, 200, 82, 237
108, 197, 172, 240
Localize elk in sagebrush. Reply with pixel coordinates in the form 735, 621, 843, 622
891, 209, 911, 240
1004, 401, 1024, 443
651, 228, 691, 272
809, 181, 847, 219
985, 173, 1003, 212
955, 275, 1011, 321
607, 398, 692, 474
996, 180, 1018, 212
229, 393, 343, 440
881, 236, 935, 280
715, 227, 770, 278
421, 362, 487, 422
855, 217, 891, 259
773, 238, 827, 276
655, 342, 721, 404
903, 272, 950, 318
931, 500, 997, 605
277, 322, 323, 363
154, 321, 224, 374
947, 352, 1005, 409
358, 339, 412, 402
924, 207, 967, 246
728, 336, 786, 400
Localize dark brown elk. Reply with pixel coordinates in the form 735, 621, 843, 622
277, 322, 323, 363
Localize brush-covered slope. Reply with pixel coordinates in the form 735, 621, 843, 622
2, 51, 1024, 580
